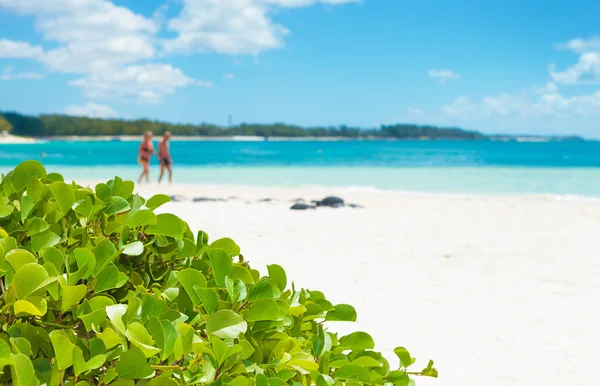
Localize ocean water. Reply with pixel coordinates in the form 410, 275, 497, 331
1, 139, 600, 196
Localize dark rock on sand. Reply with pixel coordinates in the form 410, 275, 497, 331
348, 203, 364, 209
169, 195, 186, 202
317, 196, 345, 207
258, 198, 277, 202
290, 203, 315, 210
193, 197, 226, 202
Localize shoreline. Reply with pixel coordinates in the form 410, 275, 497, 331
71, 181, 600, 203
0, 134, 589, 143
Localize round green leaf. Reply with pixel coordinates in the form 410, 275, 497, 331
49, 181, 76, 216
115, 347, 154, 379
209, 238, 241, 257
12, 161, 46, 191
145, 194, 170, 210
333, 365, 371, 383
122, 241, 144, 256
14, 297, 47, 317
208, 248, 232, 286
104, 196, 131, 216
340, 332, 375, 351
326, 304, 357, 322
13, 263, 55, 299
145, 213, 184, 238
244, 299, 281, 321
267, 264, 287, 291
5, 249, 37, 271
206, 310, 248, 339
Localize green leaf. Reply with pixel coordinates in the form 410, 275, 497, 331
20, 195, 35, 222
115, 347, 154, 379
145, 213, 184, 238
267, 264, 287, 291
177, 268, 207, 306
61, 284, 87, 312
13, 263, 56, 299
244, 299, 281, 321
93, 238, 118, 276
93, 264, 122, 293
6, 249, 37, 271
225, 276, 247, 303
95, 183, 111, 201
206, 310, 248, 339
177, 323, 194, 355
208, 248, 232, 286
210, 238, 241, 257
421, 360, 438, 377
126, 322, 161, 358
193, 286, 218, 315
122, 241, 144, 256
10, 353, 38, 386
74, 248, 95, 279
12, 160, 46, 191
326, 304, 357, 322
146, 194, 170, 210
104, 196, 131, 216
26, 218, 49, 236
248, 279, 276, 301
49, 181, 76, 216
333, 365, 371, 383
147, 317, 177, 361
14, 297, 47, 317
31, 230, 61, 252
394, 347, 415, 368
340, 332, 375, 351
0, 205, 14, 218
106, 304, 128, 335
140, 295, 168, 320
127, 209, 157, 228
49, 330, 75, 370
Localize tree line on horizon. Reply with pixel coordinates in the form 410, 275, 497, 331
0, 111, 585, 141
0, 111, 487, 139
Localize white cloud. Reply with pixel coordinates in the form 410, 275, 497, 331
164, 0, 288, 55
556, 36, 600, 54
443, 87, 600, 120
64, 102, 119, 118
223, 73, 235, 80
0, 0, 199, 102
0, 39, 44, 59
428, 69, 459, 84
0, 67, 44, 80
163, 0, 359, 55
407, 107, 423, 115
551, 37, 600, 85
1, 0, 356, 103
70, 64, 212, 104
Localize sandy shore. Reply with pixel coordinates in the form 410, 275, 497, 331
107, 183, 600, 385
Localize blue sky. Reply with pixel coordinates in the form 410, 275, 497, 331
1, 0, 600, 137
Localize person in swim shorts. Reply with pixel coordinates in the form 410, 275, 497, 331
158, 131, 173, 183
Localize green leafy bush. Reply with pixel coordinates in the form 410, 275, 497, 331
0, 161, 437, 385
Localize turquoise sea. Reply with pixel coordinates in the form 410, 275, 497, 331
1, 140, 600, 197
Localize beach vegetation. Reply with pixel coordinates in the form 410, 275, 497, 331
0, 160, 437, 385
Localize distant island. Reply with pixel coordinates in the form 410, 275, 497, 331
0, 111, 586, 141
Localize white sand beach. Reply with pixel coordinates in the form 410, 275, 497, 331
124, 184, 599, 386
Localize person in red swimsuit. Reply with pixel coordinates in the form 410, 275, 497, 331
158, 131, 173, 183
138, 131, 156, 183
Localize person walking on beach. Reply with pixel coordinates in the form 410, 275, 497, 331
158, 131, 173, 183
138, 131, 156, 183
